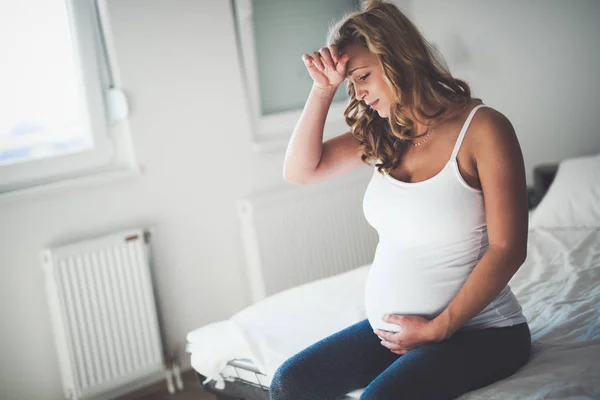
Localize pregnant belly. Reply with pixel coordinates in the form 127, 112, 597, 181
364, 262, 469, 332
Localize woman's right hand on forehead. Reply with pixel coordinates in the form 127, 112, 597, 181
302, 45, 350, 91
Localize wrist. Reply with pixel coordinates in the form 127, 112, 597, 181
430, 311, 455, 342
312, 83, 339, 97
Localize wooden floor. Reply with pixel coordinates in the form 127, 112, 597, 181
118, 369, 217, 400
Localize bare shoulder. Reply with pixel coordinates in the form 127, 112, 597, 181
466, 105, 520, 162
465, 105, 528, 247
470, 106, 516, 141
443, 102, 514, 143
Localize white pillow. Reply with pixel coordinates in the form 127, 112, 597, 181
530, 153, 600, 228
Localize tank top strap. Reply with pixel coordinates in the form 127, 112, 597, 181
450, 104, 489, 161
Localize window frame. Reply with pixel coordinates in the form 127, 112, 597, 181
0, 0, 135, 195
231, 0, 352, 152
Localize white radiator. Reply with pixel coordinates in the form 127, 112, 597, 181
42, 228, 165, 400
238, 170, 378, 303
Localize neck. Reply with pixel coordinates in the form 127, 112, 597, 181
406, 106, 437, 136
406, 102, 464, 135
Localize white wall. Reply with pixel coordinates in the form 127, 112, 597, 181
0, 1, 598, 399
405, 0, 600, 169
0, 1, 279, 398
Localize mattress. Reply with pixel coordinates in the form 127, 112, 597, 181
187, 227, 600, 399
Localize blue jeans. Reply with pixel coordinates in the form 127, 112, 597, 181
269, 319, 531, 400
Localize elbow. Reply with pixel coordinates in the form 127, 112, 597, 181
282, 171, 309, 186
512, 241, 528, 265
491, 243, 528, 269
282, 166, 313, 185
509, 246, 528, 269
518, 247, 528, 265
283, 176, 305, 185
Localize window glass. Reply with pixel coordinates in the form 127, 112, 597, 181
0, 1, 93, 167
251, 0, 359, 115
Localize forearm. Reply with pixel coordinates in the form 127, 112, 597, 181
283, 84, 338, 183
432, 245, 526, 340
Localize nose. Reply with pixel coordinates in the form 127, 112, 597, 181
354, 85, 367, 103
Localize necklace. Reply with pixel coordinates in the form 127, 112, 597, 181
411, 121, 436, 147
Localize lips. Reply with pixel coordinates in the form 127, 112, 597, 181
368, 99, 379, 108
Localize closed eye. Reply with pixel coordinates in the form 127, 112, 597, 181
359, 73, 370, 82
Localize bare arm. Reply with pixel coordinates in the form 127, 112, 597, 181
283, 46, 362, 185
432, 109, 529, 339
282, 83, 337, 183
283, 85, 363, 185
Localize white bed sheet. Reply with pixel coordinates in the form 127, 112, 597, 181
187, 227, 600, 398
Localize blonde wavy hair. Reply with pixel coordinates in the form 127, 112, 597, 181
327, 0, 480, 174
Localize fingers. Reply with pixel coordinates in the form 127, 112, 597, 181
374, 330, 397, 342
302, 54, 322, 76
329, 44, 339, 63
319, 47, 336, 71
303, 46, 347, 73
310, 51, 325, 71
380, 340, 412, 355
380, 340, 403, 351
302, 54, 315, 69
336, 53, 350, 76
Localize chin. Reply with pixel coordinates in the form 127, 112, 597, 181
377, 110, 389, 118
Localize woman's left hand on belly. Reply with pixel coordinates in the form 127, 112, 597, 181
374, 314, 443, 355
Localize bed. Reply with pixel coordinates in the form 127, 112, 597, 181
186, 154, 600, 400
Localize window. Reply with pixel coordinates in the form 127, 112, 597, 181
232, 0, 360, 151
0, 0, 133, 195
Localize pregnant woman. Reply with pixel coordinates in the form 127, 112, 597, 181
272, 1, 531, 399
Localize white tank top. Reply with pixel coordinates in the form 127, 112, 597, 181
363, 104, 527, 333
